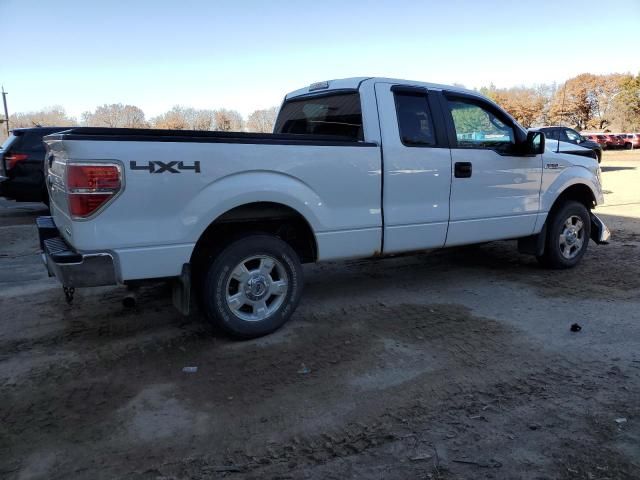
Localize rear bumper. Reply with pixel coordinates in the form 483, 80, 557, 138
37, 216, 118, 287
590, 213, 611, 245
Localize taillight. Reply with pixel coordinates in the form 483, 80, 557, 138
66, 163, 122, 218
5, 153, 28, 170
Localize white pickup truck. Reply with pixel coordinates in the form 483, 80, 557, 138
38, 77, 610, 338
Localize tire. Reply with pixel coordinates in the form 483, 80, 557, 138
537, 201, 591, 269
200, 234, 303, 339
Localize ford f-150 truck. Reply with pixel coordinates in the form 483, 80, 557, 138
37, 77, 610, 338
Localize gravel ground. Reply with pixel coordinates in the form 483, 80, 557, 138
1, 151, 639, 479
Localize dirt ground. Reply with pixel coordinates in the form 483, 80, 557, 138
1, 151, 640, 480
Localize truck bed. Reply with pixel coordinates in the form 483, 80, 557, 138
44, 126, 383, 281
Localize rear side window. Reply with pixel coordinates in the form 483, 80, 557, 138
11, 132, 46, 153
274, 92, 363, 140
394, 92, 436, 147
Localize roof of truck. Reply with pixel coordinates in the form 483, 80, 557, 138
284, 77, 477, 100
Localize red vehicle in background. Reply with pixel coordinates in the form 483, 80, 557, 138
617, 133, 640, 149
584, 133, 609, 149
603, 134, 625, 149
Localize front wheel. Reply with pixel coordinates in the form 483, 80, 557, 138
201, 234, 303, 338
537, 201, 591, 269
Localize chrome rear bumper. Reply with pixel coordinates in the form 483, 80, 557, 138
43, 248, 117, 288
37, 216, 118, 287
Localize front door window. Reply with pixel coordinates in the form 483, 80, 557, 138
447, 99, 515, 152
565, 129, 581, 144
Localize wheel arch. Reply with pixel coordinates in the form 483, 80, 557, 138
522, 182, 598, 257
190, 201, 319, 268
547, 182, 597, 218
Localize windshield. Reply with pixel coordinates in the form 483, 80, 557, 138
274, 92, 364, 140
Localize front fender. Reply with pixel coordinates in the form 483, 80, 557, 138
541, 165, 603, 213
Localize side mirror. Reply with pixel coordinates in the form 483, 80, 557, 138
525, 130, 544, 155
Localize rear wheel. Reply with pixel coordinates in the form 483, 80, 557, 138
537, 201, 591, 269
200, 234, 303, 338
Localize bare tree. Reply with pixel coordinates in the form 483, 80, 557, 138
82, 104, 147, 128
151, 106, 216, 130
150, 106, 191, 130
611, 73, 640, 131
189, 109, 216, 131
481, 85, 546, 128
591, 74, 629, 130
548, 74, 604, 130
214, 109, 244, 131
9, 106, 77, 129
246, 107, 279, 133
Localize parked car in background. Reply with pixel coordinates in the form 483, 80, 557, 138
539, 126, 603, 162
583, 134, 608, 149
1, 127, 74, 204
603, 134, 625, 149
617, 133, 640, 149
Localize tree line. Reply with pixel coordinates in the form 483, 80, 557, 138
480, 72, 640, 131
2, 104, 279, 141
2, 72, 639, 143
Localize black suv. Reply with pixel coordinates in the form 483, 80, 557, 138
539, 126, 603, 163
0, 127, 73, 204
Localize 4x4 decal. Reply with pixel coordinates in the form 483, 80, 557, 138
130, 161, 201, 173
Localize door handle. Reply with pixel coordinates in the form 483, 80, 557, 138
454, 162, 472, 178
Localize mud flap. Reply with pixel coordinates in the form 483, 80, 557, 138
518, 223, 547, 256
172, 263, 192, 316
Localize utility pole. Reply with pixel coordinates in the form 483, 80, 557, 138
1, 86, 9, 136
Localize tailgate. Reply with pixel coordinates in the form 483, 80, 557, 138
46, 146, 70, 214
44, 140, 73, 243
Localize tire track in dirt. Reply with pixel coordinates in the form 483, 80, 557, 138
2, 302, 639, 479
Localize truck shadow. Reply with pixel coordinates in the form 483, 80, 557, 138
601, 166, 636, 172
304, 212, 640, 306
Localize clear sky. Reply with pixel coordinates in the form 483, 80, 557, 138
2, 0, 639, 119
